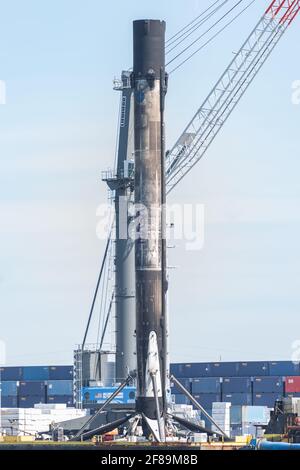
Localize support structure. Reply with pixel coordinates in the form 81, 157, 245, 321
73, 375, 133, 440
170, 375, 229, 439
103, 72, 136, 382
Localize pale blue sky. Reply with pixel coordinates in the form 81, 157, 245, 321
0, 1, 300, 365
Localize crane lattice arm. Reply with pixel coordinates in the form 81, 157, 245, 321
166, 0, 300, 194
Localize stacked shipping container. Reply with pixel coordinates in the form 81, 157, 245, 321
19, 381, 46, 407
2, 361, 300, 409
170, 360, 300, 378
0, 366, 73, 408
229, 405, 270, 437
1, 380, 18, 408
170, 361, 300, 409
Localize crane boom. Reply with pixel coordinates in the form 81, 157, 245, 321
166, 0, 300, 194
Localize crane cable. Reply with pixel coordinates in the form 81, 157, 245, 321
99, 292, 115, 350
166, 4, 283, 190
82, 226, 113, 349
167, 0, 246, 66
91, 233, 114, 381
96, 233, 113, 348
166, 0, 225, 46
168, 0, 256, 74
166, 0, 231, 55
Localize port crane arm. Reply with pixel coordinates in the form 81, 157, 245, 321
166, 0, 300, 194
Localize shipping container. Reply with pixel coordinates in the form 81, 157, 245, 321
1, 381, 18, 397
0, 367, 22, 381
201, 410, 212, 430
82, 387, 136, 404
47, 380, 73, 396
192, 394, 221, 410
237, 362, 269, 377
242, 406, 270, 424
19, 381, 46, 395
209, 362, 239, 377
253, 393, 282, 407
174, 394, 189, 405
170, 378, 190, 394
222, 377, 251, 394
285, 377, 300, 393
48, 366, 73, 380
241, 423, 259, 436
46, 395, 74, 406
169, 364, 181, 377
253, 377, 284, 393
230, 405, 242, 425
1, 396, 18, 408
19, 396, 46, 407
222, 393, 252, 406
170, 363, 210, 378
285, 393, 300, 398
268, 361, 300, 377
230, 424, 243, 438
22, 366, 49, 381
191, 378, 221, 394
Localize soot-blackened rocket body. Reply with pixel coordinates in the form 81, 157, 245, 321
133, 20, 168, 422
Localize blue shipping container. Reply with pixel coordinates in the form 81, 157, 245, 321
47, 395, 74, 406
174, 394, 189, 405
82, 387, 136, 404
237, 362, 269, 377
193, 394, 221, 410
47, 380, 73, 396
269, 361, 300, 377
253, 376, 284, 393
170, 364, 182, 377
230, 405, 242, 425
22, 366, 49, 381
1, 381, 18, 397
209, 362, 239, 377
170, 363, 210, 378
170, 378, 190, 394
0, 367, 22, 381
231, 425, 243, 437
201, 410, 212, 430
285, 393, 300, 398
19, 381, 45, 395
191, 378, 221, 394
222, 377, 251, 394
19, 395, 46, 407
1, 396, 18, 408
48, 366, 73, 380
253, 393, 282, 407
222, 393, 252, 406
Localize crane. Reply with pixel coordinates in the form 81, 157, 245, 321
166, 0, 300, 192
80, 0, 300, 389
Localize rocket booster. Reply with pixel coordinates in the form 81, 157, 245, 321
133, 19, 168, 423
